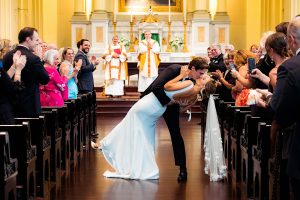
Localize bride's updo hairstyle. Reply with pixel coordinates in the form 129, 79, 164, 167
172, 76, 216, 113
199, 79, 217, 101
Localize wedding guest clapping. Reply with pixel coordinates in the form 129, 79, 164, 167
40, 49, 69, 106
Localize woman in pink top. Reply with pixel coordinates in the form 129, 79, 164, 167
40, 49, 69, 106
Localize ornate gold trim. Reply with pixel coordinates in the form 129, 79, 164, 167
119, 0, 182, 12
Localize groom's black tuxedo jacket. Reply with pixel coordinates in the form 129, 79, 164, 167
141, 64, 181, 106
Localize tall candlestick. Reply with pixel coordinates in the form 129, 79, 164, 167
166, 22, 172, 52
168, 0, 171, 22
183, 0, 186, 22
114, 0, 117, 22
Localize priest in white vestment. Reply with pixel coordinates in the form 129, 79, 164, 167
103, 35, 128, 96
137, 31, 160, 92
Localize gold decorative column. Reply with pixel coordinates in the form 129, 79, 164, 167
72, 0, 87, 20
166, 22, 172, 52
113, 22, 117, 36
91, 0, 108, 19
193, 0, 210, 19
182, 22, 189, 52
74, 0, 86, 15
217, 0, 227, 13
129, 21, 135, 52
213, 0, 229, 21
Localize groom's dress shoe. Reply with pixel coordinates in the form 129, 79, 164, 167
177, 171, 187, 182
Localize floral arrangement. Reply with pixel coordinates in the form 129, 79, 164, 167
119, 35, 131, 48
169, 35, 183, 51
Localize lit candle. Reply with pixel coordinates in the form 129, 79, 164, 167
130, 12, 133, 22
114, 0, 117, 22
168, 0, 171, 22
183, 0, 186, 22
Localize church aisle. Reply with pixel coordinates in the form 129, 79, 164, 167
53, 116, 240, 200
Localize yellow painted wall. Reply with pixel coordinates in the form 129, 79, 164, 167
245, 0, 261, 50
41, 0, 58, 45
57, 0, 74, 48
227, 0, 246, 49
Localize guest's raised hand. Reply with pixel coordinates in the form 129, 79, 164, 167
211, 70, 223, 79
13, 50, 22, 64
75, 59, 82, 70
231, 69, 239, 79
60, 64, 70, 77
250, 68, 263, 79
91, 56, 99, 65
15, 55, 27, 71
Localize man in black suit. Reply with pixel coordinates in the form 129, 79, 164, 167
269, 16, 300, 200
208, 44, 226, 73
3, 27, 49, 117
74, 39, 99, 93
141, 57, 208, 182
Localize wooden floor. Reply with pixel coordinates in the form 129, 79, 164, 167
52, 116, 241, 200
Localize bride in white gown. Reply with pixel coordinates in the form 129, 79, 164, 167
98, 67, 215, 180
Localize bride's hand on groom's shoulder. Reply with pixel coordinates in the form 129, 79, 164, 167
180, 65, 190, 77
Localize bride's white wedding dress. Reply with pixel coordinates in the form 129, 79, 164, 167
100, 83, 193, 180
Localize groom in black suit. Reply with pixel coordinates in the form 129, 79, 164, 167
269, 16, 300, 199
141, 57, 208, 182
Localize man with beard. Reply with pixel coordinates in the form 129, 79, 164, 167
74, 39, 99, 93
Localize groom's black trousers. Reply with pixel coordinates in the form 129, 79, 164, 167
163, 104, 186, 167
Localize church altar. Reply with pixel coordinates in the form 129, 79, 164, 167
127, 60, 189, 76
71, 1, 230, 87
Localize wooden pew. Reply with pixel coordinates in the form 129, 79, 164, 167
220, 101, 235, 175
75, 96, 84, 160
252, 122, 271, 200
230, 107, 251, 187
88, 92, 97, 141
56, 106, 71, 178
65, 100, 79, 169
42, 106, 71, 177
15, 116, 51, 199
240, 114, 261, 199
92, 90, 97, 137
0, 122, 37, 199
79, 93, 90, 150
41, 109, 62, 193
0, 131, 18, 200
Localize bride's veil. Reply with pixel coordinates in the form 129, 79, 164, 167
204, 95, 227, 181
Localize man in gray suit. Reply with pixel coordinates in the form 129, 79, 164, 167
74, 39, 99, 93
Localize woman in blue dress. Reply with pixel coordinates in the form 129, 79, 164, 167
60, 47, 81, 99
